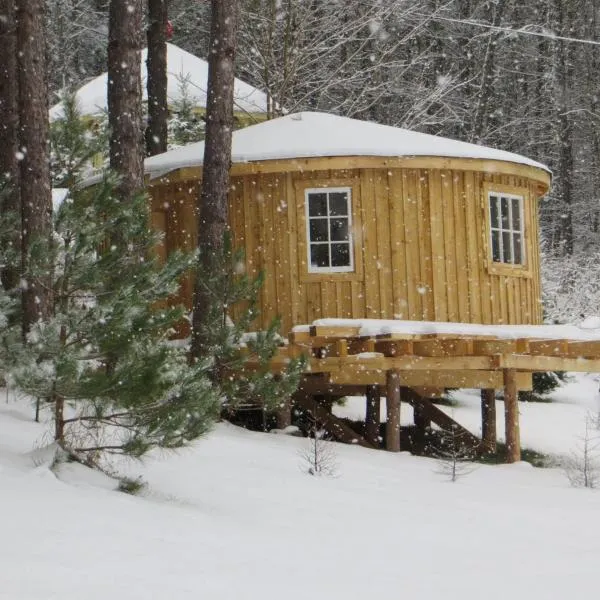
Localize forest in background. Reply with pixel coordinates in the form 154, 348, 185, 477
46, 0, 600, 322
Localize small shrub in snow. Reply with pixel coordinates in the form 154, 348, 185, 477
434, 424, 476, 482
563, 415, 600, 489
300, 418, 337, 477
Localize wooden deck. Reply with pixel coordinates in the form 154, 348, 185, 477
248, 323, 600, 463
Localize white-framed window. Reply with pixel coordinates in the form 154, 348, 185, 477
488, 191, 525, 265
305, 187, 354, 273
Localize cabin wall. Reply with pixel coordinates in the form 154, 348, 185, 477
149, 165, 543, 335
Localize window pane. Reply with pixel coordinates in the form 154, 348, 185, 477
329, 192, 349, 216
331, 243, 350, 267
490, 195, 499, 228
502, 231, 512, 262
512, 198, 521, 231
308, 193, 327, 217
513, 233, 522, 264
330, 218, 349, 241
491, 231, 501, 262
310, 244, 329, 268
501, 196, 510, 229
309, 218, 329, 242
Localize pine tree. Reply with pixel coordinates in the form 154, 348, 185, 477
9, 106, 219, 463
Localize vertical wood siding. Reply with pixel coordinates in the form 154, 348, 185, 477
150, 165, 544, 335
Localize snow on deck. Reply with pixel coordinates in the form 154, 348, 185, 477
295, 317, 600, 341
144, 111, 550, 180
49, 43, 268, 121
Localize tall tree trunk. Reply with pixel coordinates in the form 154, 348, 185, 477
551, 0, 574, 255
16, 0, 53, 331
108, 0, 144, 202
191, 0, 238, 359
0, 0, 21, 292
469, 0, 507, 143
146, 0, 169, 156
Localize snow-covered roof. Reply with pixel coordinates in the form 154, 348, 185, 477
49, 43, 268, 121
144, 112, 550, 180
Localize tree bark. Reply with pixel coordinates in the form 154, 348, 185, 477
108, 0, 144, 202
146, 0, 169, 156
191, 0, 238, 359
16, 0, 53, 331
0, 0, 20, 291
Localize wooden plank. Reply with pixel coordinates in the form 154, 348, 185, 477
403, 170, 420, 319
306, 368, 532, 390
418, 170, 434, 320
412, 338, 473, 357
388, 170, 409, 319
374, 340, 414, 356
294, 393, 374, 449
442, 170, 459, 321
464, 171, 481, 322
403, 393, 480, 450
472, 339, 518, 355
309, 325, 362, 338
564, 340, 600, 358
227, 156, 552, 188
453, 171, 470, 322
375, 170, 393, 317
503, 369, 520, 463
385, 370, 401, 452
361, 169, 380, 317
500, 354, 600, 372
428, 169, 447, 322
285, 173, 301, 330
528, 339, 570, 356
310, 354, 499, 372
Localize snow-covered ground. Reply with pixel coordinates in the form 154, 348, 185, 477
1, 376, 600, 600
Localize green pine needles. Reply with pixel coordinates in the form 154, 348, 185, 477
0, 94, 302, 467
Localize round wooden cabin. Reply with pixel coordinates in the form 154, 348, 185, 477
145, 112, 551, 335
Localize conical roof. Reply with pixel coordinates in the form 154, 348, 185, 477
145, 111, 549, 179
50, 43, 268, 121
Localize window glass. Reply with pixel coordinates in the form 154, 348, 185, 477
308, 193, 327, 217
491, 230, 501, 263
306, 188, 353, 273
331, 243, 350, 267
330, 219, 349, 241
329, 193, 349, 216
488, 191, 525, 266
310, 244, 329, 268
309, 219, 328, 242
490, 195, 499, 227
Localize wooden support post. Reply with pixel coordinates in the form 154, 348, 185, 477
481, 388, 497, 454
503, 369, 520, 463
386, 370, 401, 452
365, 385, 381, 447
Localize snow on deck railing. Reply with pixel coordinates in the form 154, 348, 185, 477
292, 317, 600, 341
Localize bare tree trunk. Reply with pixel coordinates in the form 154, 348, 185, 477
191, 0, 238, 359
0, 0, 21, 291
16, 0, 53, 332
146, 0, 169, 156
469, 0, 507, 143
108, 0, 144, 202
